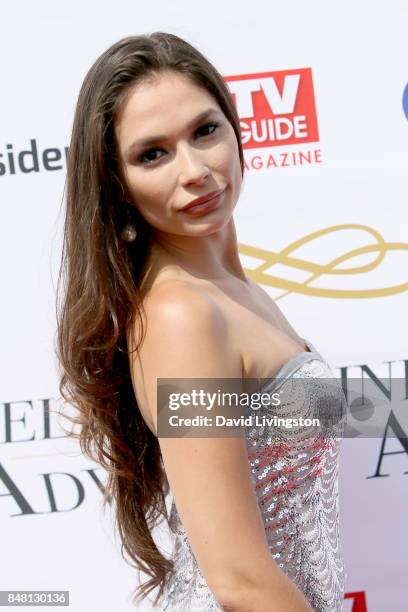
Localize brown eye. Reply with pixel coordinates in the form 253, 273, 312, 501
137, 121, 220, 166
195, 122, 220, 138
137, 148, 165, 165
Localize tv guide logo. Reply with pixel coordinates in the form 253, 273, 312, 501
225, 68, 319, 149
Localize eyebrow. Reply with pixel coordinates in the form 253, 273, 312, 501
124, 108, 222, 158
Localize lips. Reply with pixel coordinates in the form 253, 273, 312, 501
180, 188, 226, 212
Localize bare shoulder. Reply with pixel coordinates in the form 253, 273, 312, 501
144, 277, 223, 318
127, 277, 242, 435
141, 277, 239, 372
140, 277, 236, 349
128, 277, 223, 348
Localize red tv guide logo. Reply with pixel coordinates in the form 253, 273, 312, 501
225, 68, 319, 149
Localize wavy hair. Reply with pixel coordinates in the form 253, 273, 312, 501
55, 31, 244, 606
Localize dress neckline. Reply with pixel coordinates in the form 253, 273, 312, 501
257, 337, 322, 391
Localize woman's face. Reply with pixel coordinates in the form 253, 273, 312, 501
114, 71, 242, 240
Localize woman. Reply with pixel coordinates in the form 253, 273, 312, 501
55, 32, 346, 611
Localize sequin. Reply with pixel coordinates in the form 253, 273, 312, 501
157, 352, 347, 611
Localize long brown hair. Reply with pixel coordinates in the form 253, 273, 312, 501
55, 31, 244, 607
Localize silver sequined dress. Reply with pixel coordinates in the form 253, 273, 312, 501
158, 339, 347, 611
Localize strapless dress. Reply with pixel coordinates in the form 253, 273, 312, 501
157, 339, 347, 611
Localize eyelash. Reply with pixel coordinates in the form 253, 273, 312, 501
136, 121, 221, 166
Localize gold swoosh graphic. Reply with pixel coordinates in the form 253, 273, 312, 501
239, 224, 408, 299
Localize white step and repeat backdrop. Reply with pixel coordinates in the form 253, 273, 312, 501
1, 2, 407, 610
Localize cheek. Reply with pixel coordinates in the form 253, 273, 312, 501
221, 144, 241, 189
221, 127, 240, 165
209, 140, 235, 175
126, 168, 168, 206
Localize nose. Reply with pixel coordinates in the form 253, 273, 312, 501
177, 143, 211, 185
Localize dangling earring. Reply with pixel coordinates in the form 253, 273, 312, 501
121, 223, 137, 242
121, 202, 137, 242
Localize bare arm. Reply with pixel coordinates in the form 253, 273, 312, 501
129, 280, 312, 611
